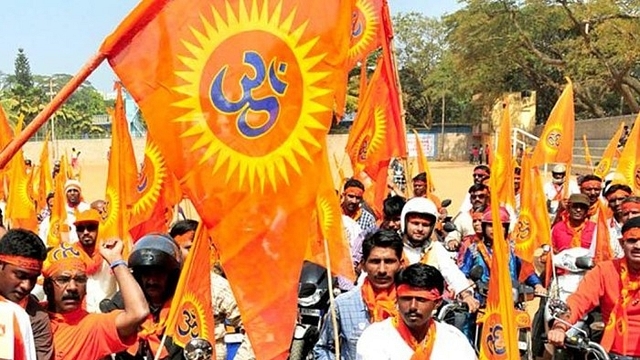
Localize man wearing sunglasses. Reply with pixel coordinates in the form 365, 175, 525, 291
445, 184, 490, 252
72, 209, 117, 313
548, 216, 640, 358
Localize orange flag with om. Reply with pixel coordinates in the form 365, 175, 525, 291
36, 134, 53, 211
104, 1, 354, 358
616, 112, 640, 193
4, 116, 37, 231
479, 165, 519, 360
531, 78, 575, 167
165, 223, 216, 350
348, 0, 383, 68
0, 106, 12, 203
492, 101, 515, 208
594, 122, 625, 178
512, 153, 551, 263
101, 83, 138, 254
129, 136, 182, 241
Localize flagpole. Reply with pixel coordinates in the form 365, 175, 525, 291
0, 52, 106, 169
154, 333, 168, 360
322, 238, 341, 360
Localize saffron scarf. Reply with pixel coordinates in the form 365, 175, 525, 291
392, 315, 437, 360
564, 220, 587, 249
128, 300, 172, 358
602, 259, 640, 354
361, 278, 397, 322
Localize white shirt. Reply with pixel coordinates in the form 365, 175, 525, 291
356, 318, 477, 360
0, 298, 37, 360
403, 241, 472, 296
543, 180, 580, 202
85, 260, 117, 313
445, 211, 475, 244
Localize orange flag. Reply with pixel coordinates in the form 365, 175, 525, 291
36, 134, 53, 211
0, 106, 11, 203
412, 130, 436, 195
101, 83, 138, 254
593, 203, 613, 264
129, 136, 182, 241
164, 223, 216, 351
4, 117, 37, 231
47, 169, 69, 247
531, 78, 575, 167
594, 122, 625, 178
512, 153, 551, 263
615, 113, 640, 193
492, 101, 515, 208
480, 163, 519, 360
583, 134, 593, 172
348, 0, 383, 69
104, 1, 354, 358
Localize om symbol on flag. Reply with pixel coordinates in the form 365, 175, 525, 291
546, 130, 562, 149
52, 243, 81, 260
514, 214, 531, 241
210, 51, 288, 138
485, 324, 507, 356
178, 309, 200, 339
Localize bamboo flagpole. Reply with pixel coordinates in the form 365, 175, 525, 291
323, 237, 341, 360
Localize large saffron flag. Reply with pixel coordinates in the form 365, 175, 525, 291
101, 83, 138, 254
4, 117, 37, 231
36, 134, 53, 211
531, 79, 575, 167
104, 1, 354, 358
480, 165, 519, 360
165, 223, 216, 350
615, 112, 640, 193
348, 0, 383, 68
594, 122, 625, 178
512, 153, 551, 263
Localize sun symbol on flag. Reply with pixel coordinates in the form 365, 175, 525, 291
173, 0, 332, 192
317, 195, 336, 240
102, 187, 120, 230
349, 0, 380, 63
131, 141, 166, 219
176, 292, 211, 341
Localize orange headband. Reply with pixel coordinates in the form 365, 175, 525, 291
581, 180, 602, 189
623, 228, 640, 240
0, 255, 42, 272
622, 202, 640, 212
42, 258, 86, 278
397, 284, 442, 301
345, 187, 364, 197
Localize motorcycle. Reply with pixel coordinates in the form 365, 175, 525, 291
288, 261, 332, 360
436, 266, 540, 360
184, 338, 214, 360
544, 299, 610, 360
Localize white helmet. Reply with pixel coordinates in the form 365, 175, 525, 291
401, 197, 439, 234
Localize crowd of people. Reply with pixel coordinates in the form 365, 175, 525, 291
2, 154, 640, 359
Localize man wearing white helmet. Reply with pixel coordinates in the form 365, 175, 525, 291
543, 164, 579, 216
401, 197, 479, 312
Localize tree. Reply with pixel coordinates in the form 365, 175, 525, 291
13, 48, 33, 91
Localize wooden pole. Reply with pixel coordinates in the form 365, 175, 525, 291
0, 53, 106, 169
322, 237, 341, 360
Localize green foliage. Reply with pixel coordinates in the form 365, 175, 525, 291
0, 49, 107, 139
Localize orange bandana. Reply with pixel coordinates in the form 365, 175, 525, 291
565, 219, 587, 248
73, 244, 103, 276
361, 278, 397, 322
344, 187, 364, 198
0, 255, 42, 272
128, 300, 172, 358
42, 244, 87, 278
397, 284, 442, 301
392, 315, 437, 359
602, 259, 640, 354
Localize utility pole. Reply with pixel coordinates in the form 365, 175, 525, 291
440, 92, 446, 160
46, 78, 58, 158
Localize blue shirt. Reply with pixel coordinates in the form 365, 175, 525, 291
313, 286, 371, 360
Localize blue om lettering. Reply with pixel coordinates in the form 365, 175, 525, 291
52, 243, 81, 260
177, 309, 200, 338
210, 51, 288, 138
136, 164, 148, 193
351, 11, 363, 37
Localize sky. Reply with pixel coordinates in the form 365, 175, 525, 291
0, 0, 462, 94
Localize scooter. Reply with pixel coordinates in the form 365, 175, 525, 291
544, 299, 610, 360
288, 261, 332, 360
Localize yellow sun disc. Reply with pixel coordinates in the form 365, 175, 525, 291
172, 0, 333, 193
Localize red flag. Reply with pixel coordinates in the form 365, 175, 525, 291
165, 223, 216, 350
104, 1, 354, 358
531, 79, 575, 167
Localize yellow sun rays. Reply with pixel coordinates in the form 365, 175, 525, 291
131, 142, 166, 218
367, 106, 388, 158
102, 187, 121, 231
349, 0, 380, 62
173, 0, 332, 193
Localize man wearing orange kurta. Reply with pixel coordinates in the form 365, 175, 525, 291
43, 238, 149, 360
548, 216, 640, 357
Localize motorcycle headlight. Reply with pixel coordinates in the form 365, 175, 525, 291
298, 288, 324, 307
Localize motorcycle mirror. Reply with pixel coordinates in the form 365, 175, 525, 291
540, 244, 551, 254
441, 199, 452, 208
443, 222, 457, 233
469, 265, 484, 282
184, 338, 213, 360
575, 256, 594, 270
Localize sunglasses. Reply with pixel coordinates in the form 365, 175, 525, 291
624, 238, 640, 245
473, 174, 488, 179
471, 194, 487, 200
76, 223, 98, 232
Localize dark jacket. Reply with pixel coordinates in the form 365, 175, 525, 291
26, 295, 54, 360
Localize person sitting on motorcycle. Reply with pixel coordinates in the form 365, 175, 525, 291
313, 230, 404, 360
460, 206, 545, 341
400, 197, 479, 312
356, 263, 477, 359
551, 194, 596, 254
445, 184, 490, 252
604, 182, 632, 259
100, 234, 184, 360
548, 216, 640, 358
455, 205, 486, 267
